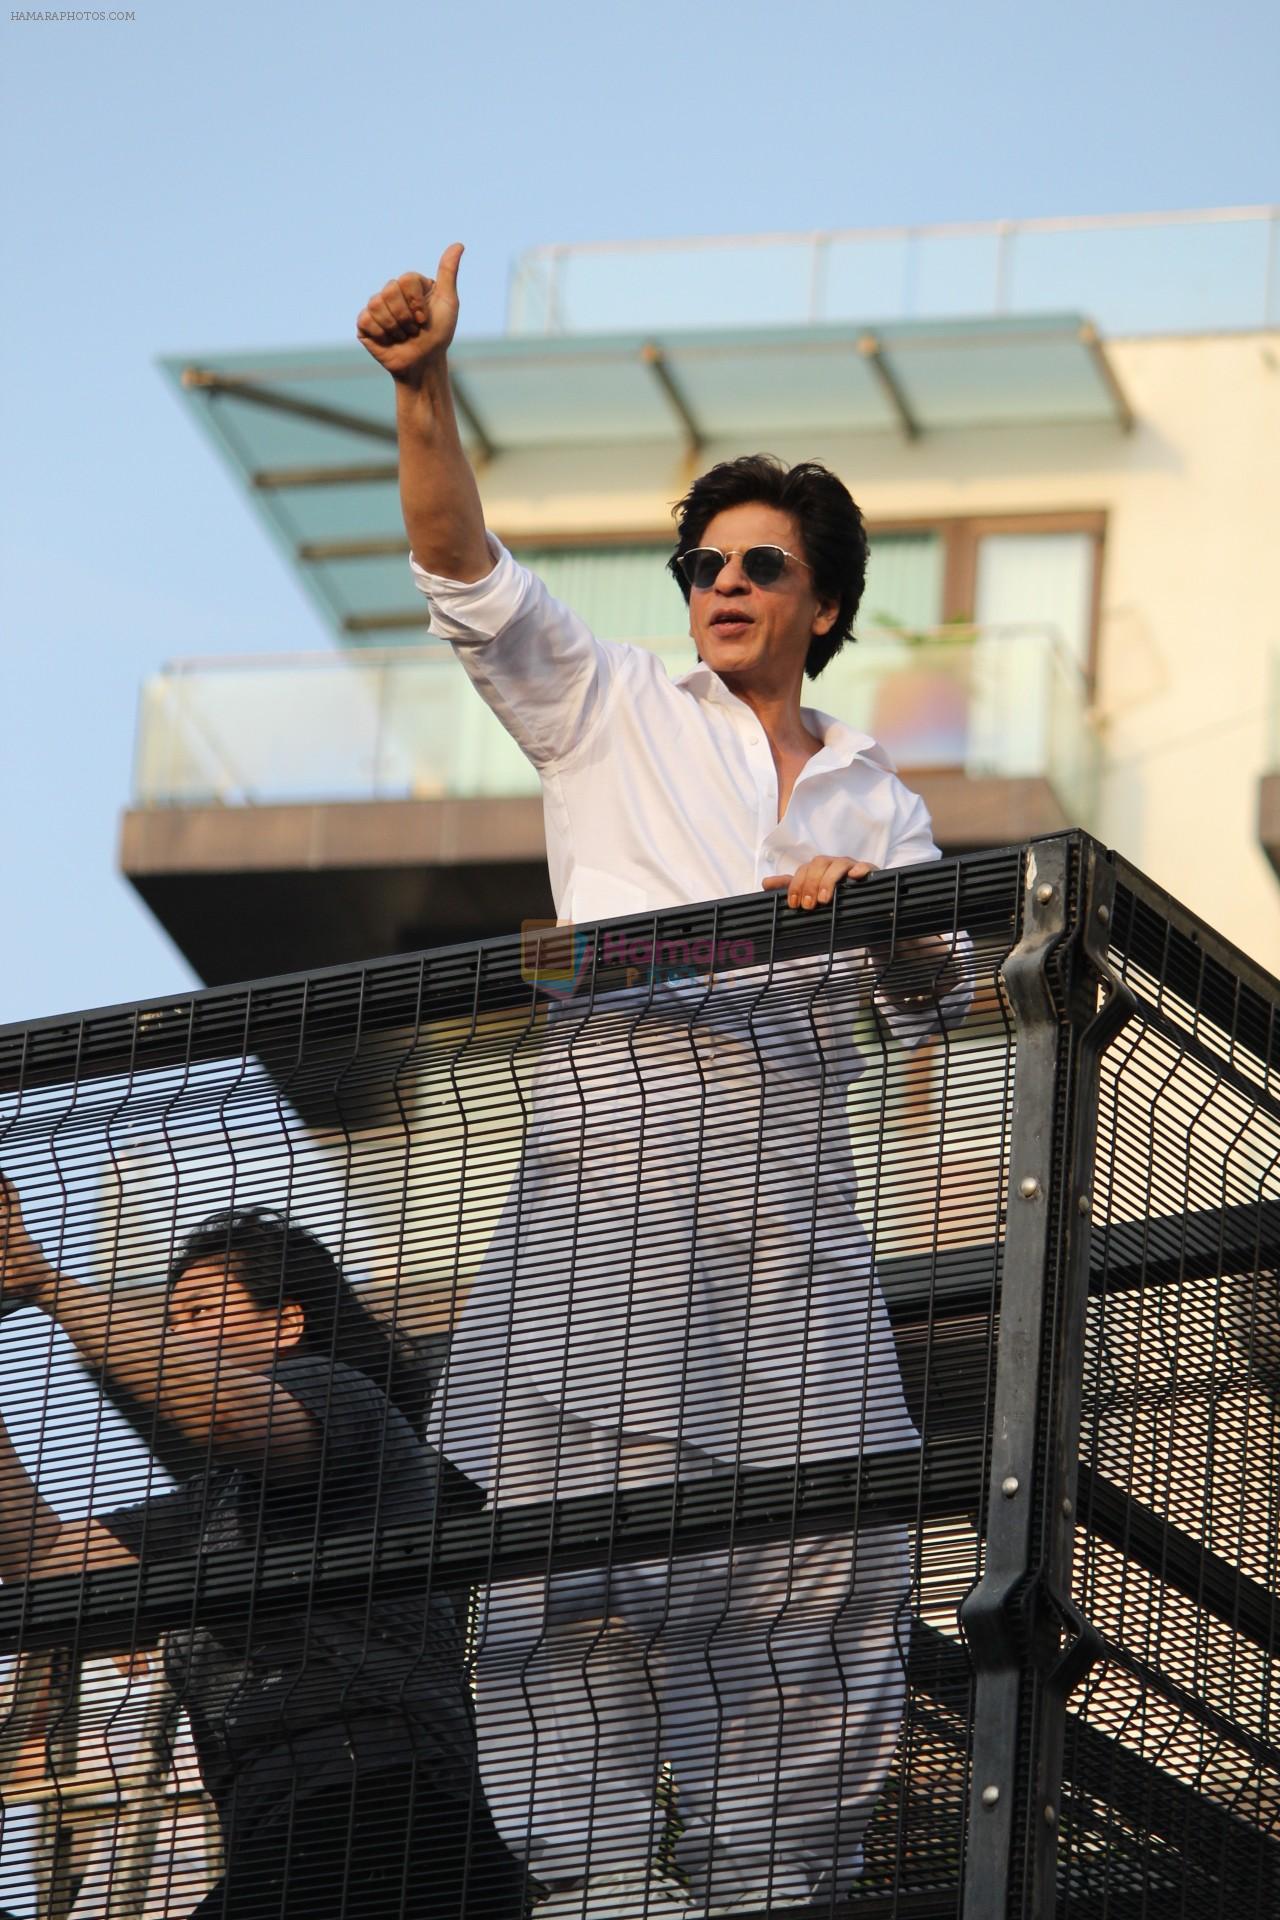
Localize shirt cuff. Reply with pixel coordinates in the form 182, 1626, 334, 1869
409, 532, 526, 645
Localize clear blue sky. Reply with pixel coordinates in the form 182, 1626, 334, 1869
1, 0, 1277, 1026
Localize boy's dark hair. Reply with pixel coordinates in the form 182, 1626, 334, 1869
169, 1207, 429, 1437
668, 454, 868, 679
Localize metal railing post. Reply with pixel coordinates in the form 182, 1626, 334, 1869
994, 218, 1015, 313
959, 834, 1133, 1918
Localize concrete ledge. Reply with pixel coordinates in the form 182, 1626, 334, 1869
119, 778, 1075, 984
900, 772, 1073, 851
120, 795, 548, 876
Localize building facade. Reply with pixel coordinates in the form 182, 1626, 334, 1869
121, 210, 1280, 982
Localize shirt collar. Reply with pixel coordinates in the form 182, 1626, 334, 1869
674, 659, 880, 770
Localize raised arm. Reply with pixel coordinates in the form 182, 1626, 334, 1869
0, 1403, 137, 1582
1, 1178, 319, 1484
357, 245, 492, 582
359, 249, 622, 774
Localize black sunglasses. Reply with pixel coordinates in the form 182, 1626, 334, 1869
676, 545, 813, 592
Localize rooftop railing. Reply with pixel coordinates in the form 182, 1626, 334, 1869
507, 206, 1280, 338
1, 833, 1277, 1917
132, 625, 1098, 826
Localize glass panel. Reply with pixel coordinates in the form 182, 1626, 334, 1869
271, 482, 404, 544
506, 212, 1279, 336
860, 533, 945, 640
818, 627, 1098, 824
310, 553, 427, 629
132, 654, 541, 807
459, 352, 670, 444
134, 625, 1098, 824
195, 369, 395, 472
820, 233, 917, 325
889, 335, 1112, 426
971, 531, 1095, 789
1006, 218, 1276, 334
551, 239, 817, 333
820, 638, 975, 769
903, 230, 1007, 320
973, 530, 1094, 666
674, 339, 891, 436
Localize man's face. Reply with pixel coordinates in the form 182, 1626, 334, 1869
685, 502, 838, 694
166, 1256, 304, 1375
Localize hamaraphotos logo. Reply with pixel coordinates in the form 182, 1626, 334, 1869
520, 921, 595, 999
521, 921, 756, 998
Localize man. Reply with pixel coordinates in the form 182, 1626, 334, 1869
357, 249, 970, 1918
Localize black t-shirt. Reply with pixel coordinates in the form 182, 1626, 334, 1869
100, 1356, 478, 1842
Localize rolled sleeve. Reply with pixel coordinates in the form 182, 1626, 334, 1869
874, 792, 976, 1046
409, 532, 528, 646
271, 1356, 384, 1459
883, 784, 945, 874
410, 530, 619, 772
874, 928, 976, 1049
97, 1485, 200, 1562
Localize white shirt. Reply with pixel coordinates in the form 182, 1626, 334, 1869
413, 537, 968, 1484
412, 536, 943, 925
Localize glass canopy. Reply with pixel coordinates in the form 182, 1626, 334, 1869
163, 313, 1131, 642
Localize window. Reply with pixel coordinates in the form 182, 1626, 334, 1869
507, 542, 683, 645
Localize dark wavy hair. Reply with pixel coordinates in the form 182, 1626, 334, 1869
668, 453, 868, 679
168, 1207, 428, 1437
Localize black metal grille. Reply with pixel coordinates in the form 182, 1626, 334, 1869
1060, 872, 1280, 1916
0, 834, 1275, 1920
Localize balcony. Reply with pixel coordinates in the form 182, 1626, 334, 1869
121, 626, 1099, 984
3, 836, 1278, 1918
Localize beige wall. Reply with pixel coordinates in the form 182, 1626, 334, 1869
475, 330, 1280, 972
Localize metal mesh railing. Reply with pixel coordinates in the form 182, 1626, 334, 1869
1, 834, 1276, 1920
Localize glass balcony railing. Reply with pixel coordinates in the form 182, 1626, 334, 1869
132, 625, 1099, 825
507, 205, 1280, 337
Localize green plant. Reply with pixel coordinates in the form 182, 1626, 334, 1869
868, 611, 977, 646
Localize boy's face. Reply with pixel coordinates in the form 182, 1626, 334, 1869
166, 1256, 303, 1374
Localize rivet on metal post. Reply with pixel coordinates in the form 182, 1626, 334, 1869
1035, 883, 1055, 905
1002, 1476, 1020, 1498
1019, 1175, 1041, 1200
982, 1785, 1001, 1807
1062, 1497, 1074, 1518
1078, 1192, 1091, 1214
1044, 1803, 1057, 1827
1096, 904, 1111, 925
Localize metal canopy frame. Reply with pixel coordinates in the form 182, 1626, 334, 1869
166, 313, 1133, 643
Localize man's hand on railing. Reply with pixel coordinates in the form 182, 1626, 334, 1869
761, 860, 962, 1010
762, 855, 876, 910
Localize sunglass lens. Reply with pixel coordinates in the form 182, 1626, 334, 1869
742, 547, 786, 586
679, 549, 723, 590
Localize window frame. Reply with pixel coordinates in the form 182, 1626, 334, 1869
495, 510, 1108, 691
867, 510, 1108, 691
